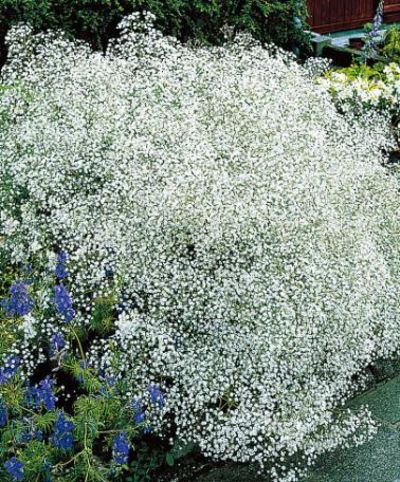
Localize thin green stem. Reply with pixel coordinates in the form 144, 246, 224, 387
70, 325, 86, 362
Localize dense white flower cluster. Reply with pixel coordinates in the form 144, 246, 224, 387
2, 15, 400, 480
303, 57, 332, 79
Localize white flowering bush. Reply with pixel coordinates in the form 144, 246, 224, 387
2, 14, 400, 481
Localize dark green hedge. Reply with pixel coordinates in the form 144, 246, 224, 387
0, 1, 310, 65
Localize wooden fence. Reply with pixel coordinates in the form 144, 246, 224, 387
307, 0, 400, 33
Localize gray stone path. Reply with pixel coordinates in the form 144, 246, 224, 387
308, 374, 400, 482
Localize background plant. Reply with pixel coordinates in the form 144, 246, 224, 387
362, 0, 384, 59
382, 25, 400, 61
320, 62, 400, 130
0, 0, 310, 68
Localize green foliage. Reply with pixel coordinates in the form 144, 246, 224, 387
383, 25, 400, 62
165, 451, 174, 467
332, 63, 385, 82
126, 444, 167, 482
323, 60, 400, 129
0, 0, 310, 66
91, 295, 117, 335
363, 22, 373, 34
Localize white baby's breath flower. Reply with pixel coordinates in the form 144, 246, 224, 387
1, 15, 400, 481
21, 314, 37, 340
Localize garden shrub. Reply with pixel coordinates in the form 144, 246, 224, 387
1, 15, 400, 481
0, 0, 310, 67
320, 26, 400, 127
382, 25, 400, 62
320, 62, 400, 126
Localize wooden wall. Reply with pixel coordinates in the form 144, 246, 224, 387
307, 0, 379, 33
384, 0, 400, 23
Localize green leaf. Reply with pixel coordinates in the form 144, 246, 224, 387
169, 441, 196, 460
34, 411, 56, 432
165, 451, 174, 467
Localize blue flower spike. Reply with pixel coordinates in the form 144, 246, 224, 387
2, 281, 34, 317
131, 398, 146, 424
55, 251, 68, 280
0, 355, 20, 385
26, 377, 56, 411
4, 457, 24, 481
148, 384, 166, 409
51, 332, 66, 354
113, 432, 130, 464
51, 412, 74, 450
0, 399, 7, 427
43, 460, 53, 482
54, 284, 75, 323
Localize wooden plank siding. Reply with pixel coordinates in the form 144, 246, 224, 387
307, 1, 400, 33
385, 0, 400, 22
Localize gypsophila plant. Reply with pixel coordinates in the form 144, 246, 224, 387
1, 14, 400, 481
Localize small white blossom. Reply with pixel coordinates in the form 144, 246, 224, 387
21, 314, 37, 339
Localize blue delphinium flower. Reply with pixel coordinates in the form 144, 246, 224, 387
0, 399, 7, 427
134, 411, 146, 424
113, 432, 130, 464
20, 428, 43, 443
4, 457, 24, 481
26, 377, 56, 411
51, 332, 65, 353
25, 386, 36, 407
54, 284, 75, 323
0, 355, 20, 385
133, 412, 146, 424
1, 281, 34, 317
98, 368, 116, 387
148, 384, 166, 409
131, 398, 146, 424
36, 377, 56, 411
363, 0, 384, 58
51, 412, 74, 450
55, 251, 68, 280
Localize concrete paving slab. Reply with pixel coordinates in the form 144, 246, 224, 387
309, 374, 400, 482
